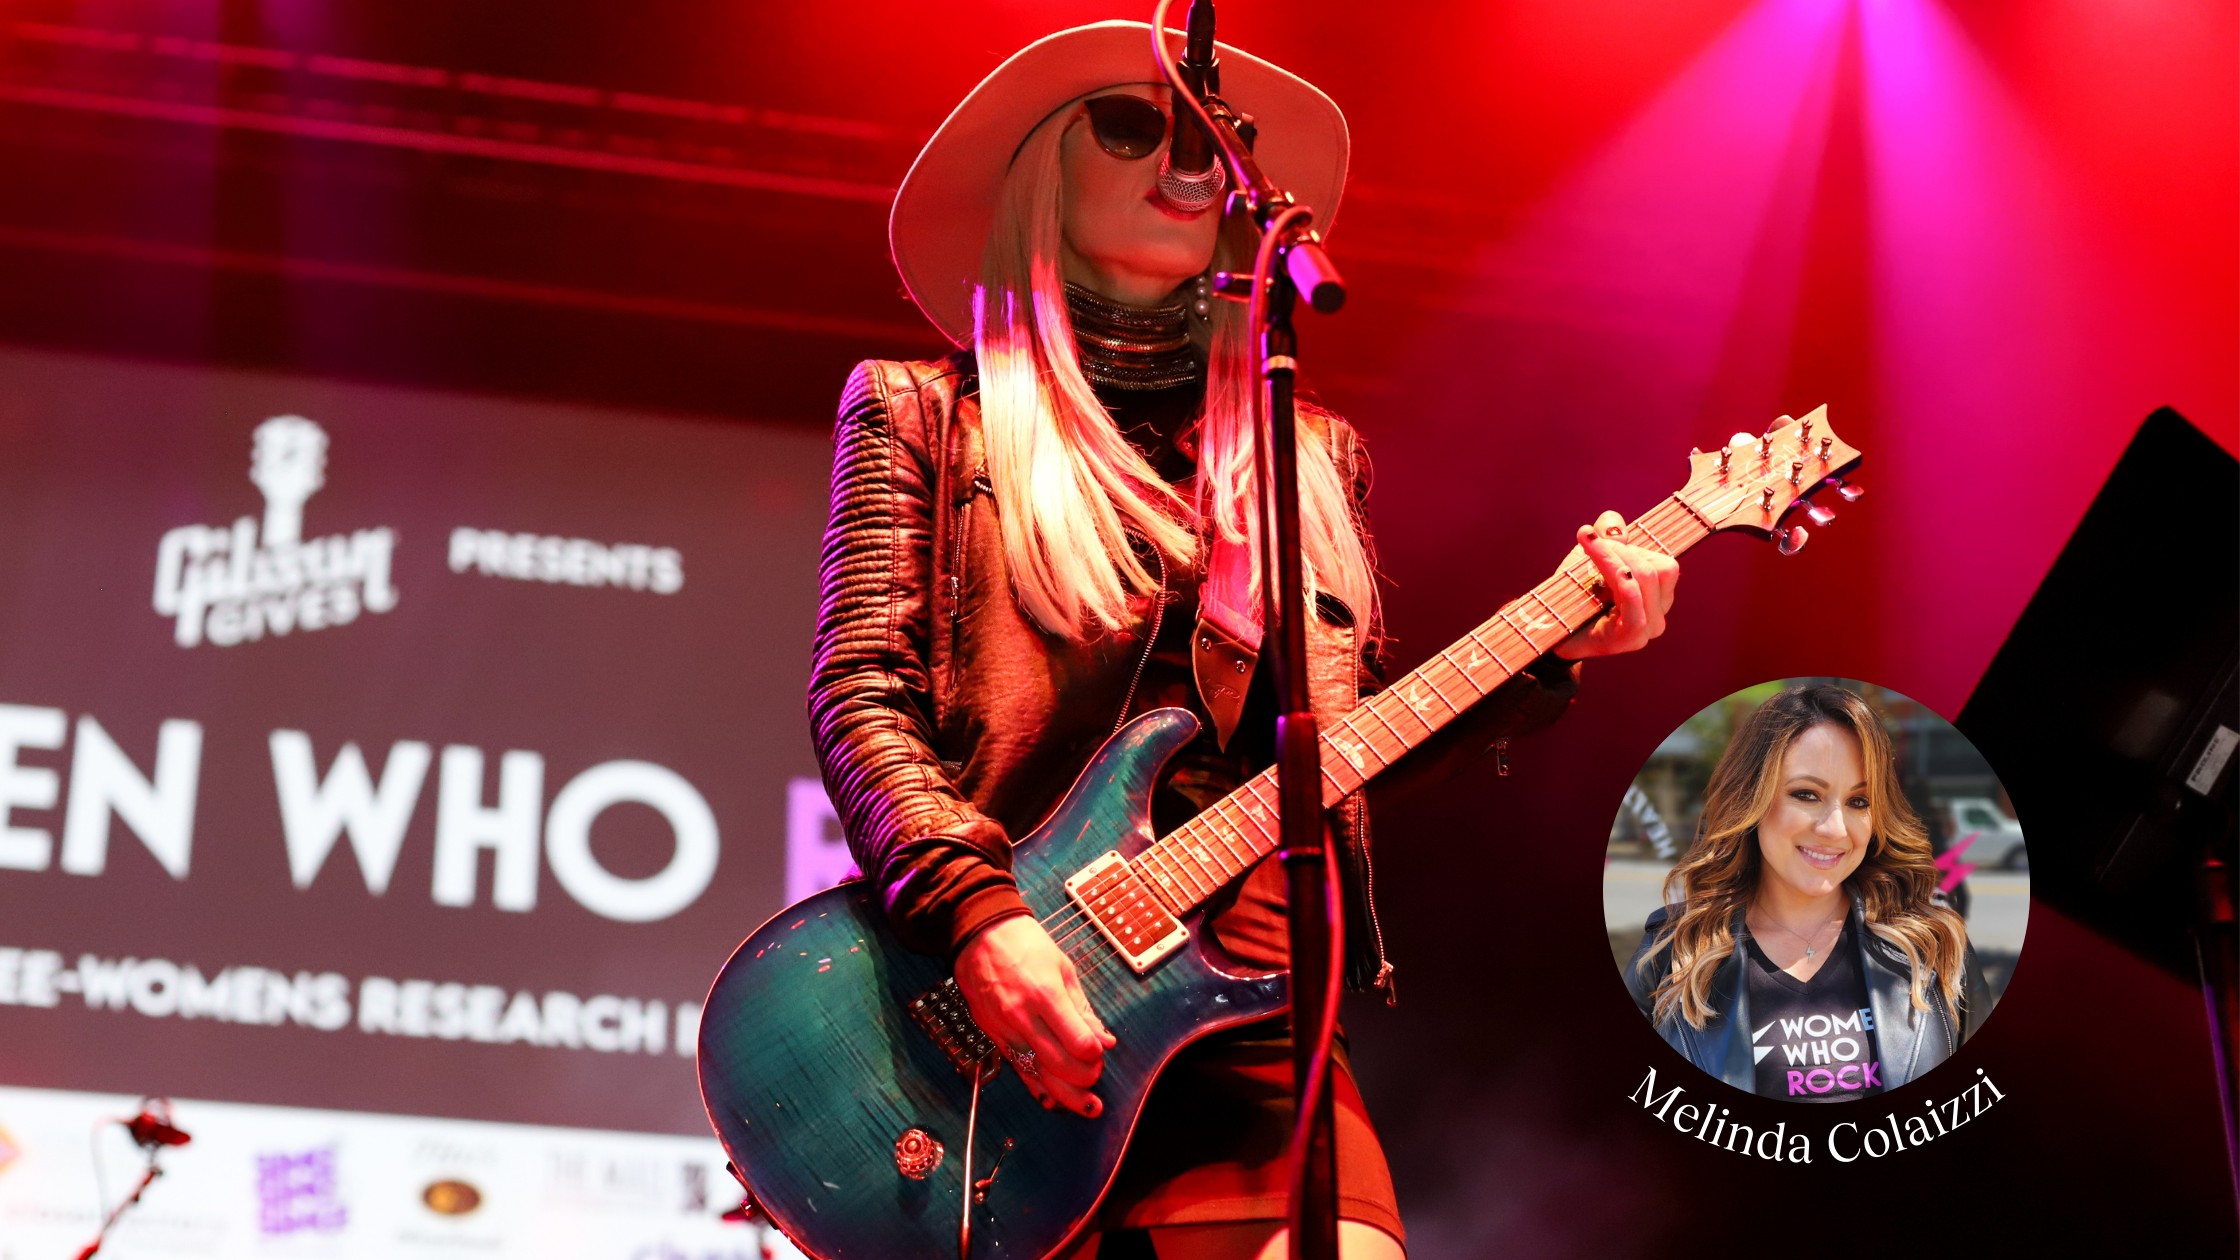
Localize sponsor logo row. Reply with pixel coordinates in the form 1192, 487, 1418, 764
0, 1087, 802, 1258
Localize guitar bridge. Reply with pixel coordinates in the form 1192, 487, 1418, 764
1064, 850, 1188, 974
908, 977, 1000, 1079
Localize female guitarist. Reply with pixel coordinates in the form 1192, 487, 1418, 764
809, 20, 1680, 1260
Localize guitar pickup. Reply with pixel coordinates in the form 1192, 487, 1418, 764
1064, 851, 1188, 974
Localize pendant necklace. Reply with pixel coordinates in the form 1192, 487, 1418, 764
1759, 906, 1842, 958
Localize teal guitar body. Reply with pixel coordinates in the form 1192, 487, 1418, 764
697, 708, 1288, 1260
697, 410, 1863, 1259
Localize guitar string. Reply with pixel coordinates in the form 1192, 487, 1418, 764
1056, 515, 1786, 986
1053, 513, 1665, 984
1037, 475, 1757, 957
1031, 532, 1595, 957
1052, 506, 1691, 982
1033, 482, 1752, 973
1025, 462, 1805, 986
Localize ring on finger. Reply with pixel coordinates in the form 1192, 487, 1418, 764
1005, 1045, 1041, 1079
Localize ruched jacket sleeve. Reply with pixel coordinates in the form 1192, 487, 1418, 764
807, 360, 1032, 958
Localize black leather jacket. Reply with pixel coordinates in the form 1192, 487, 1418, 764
808, 353, 1581, 991
1622, 890, 1992, 1092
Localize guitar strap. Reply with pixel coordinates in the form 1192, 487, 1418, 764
1194, 536, 1261, 751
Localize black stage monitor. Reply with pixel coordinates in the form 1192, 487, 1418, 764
1956, 406, 2236, 981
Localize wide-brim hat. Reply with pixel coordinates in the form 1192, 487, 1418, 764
891, 19, 1349, 347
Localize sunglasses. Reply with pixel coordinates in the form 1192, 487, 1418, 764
1083, 94, 1174, 161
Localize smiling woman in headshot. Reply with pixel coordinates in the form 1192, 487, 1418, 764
1626, 685, 1991, 1102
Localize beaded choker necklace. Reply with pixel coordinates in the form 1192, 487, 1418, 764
1064, 283, 1201, 391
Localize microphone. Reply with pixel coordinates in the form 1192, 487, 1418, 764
1156, 0, 1226, 212
125, 1101, 191, 1149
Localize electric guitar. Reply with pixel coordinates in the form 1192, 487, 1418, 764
698, 409, 1862, 1260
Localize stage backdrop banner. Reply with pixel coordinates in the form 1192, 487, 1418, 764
0, 344, 848, 1138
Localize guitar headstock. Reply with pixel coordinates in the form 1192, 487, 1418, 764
1677, 405, 1862, 554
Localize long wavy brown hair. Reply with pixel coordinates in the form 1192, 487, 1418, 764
1639, 685, 1968, 1029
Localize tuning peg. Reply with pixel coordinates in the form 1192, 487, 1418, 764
1777, 525, 1808, 555
1836, 481, 1865, 503
1804, 503, 1837, 528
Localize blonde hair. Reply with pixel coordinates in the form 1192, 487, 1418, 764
973, 94, 1377, 641
1640, 686, 1970, 1029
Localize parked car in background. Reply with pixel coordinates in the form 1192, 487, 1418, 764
1944, 797, 2028, 870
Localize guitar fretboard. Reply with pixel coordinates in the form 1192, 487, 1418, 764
1123, 485, 1736, 918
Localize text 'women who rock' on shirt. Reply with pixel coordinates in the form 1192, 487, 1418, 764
1745, 921, 1887, 1103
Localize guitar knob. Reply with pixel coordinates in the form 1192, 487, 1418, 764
1837, 482, 1865, 503
1777, 526, 1808, 556
1804, 503, 1837, 528
894, 1128, 945, 1180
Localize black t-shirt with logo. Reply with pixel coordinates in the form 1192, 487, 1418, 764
1744, 921, 1886, 1103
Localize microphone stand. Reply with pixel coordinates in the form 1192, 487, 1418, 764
77, 1158, 164, 1260
1150, 7, 1347, 1260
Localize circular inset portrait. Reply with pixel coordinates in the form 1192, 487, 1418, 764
1604, 680, 2024, 1102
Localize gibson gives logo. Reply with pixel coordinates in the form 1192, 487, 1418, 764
152, 416, 398, 648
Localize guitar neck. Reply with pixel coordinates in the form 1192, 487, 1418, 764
1127, 495, 1719, 918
